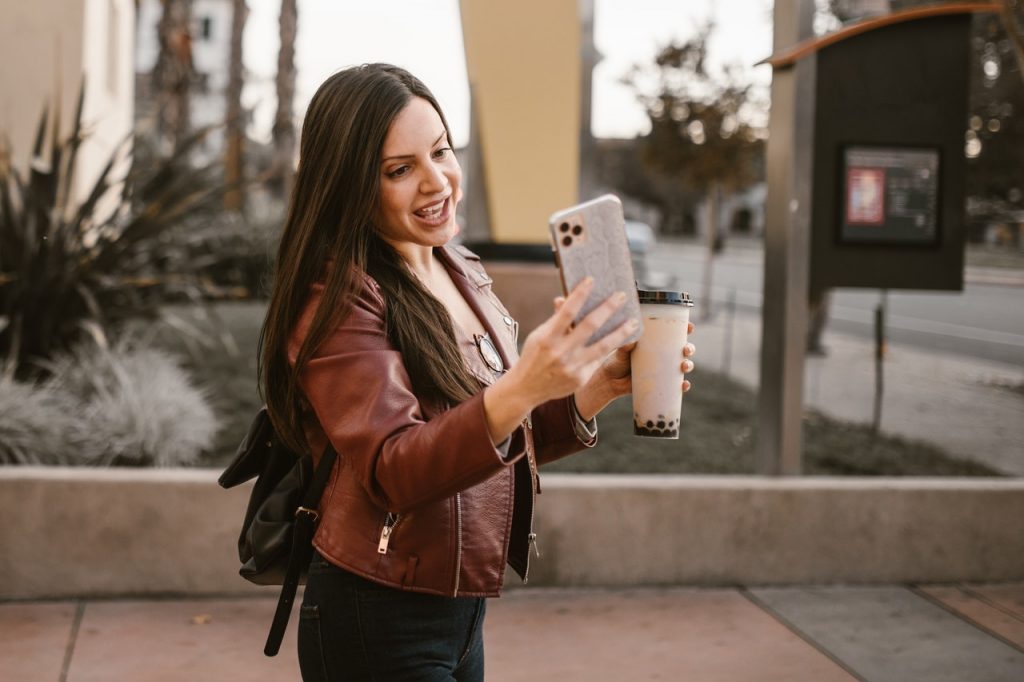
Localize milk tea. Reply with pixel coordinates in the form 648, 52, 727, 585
631, 291, 693, 438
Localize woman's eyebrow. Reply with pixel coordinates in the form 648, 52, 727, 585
381, 131, 448, 162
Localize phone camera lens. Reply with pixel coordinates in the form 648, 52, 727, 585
559, 222, 570, 233
562, 236, 572, 247
571, 225, 583, 236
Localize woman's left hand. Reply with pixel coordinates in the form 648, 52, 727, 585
572, 313, 696, 420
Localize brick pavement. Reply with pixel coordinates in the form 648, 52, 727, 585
3, 583, 1022, 681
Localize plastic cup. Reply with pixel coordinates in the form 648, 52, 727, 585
631, 290, 694, 438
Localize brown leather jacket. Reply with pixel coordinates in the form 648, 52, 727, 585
289, 244, 596, 598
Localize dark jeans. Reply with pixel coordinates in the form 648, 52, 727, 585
298, 552, 486, 682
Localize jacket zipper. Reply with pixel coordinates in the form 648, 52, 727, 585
522, 415, 539, 583
453, 492, 463, 595
377, 513, 402, 554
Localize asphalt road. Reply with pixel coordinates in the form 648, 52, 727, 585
645, 239, 1024, 366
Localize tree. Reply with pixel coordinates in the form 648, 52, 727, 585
151, 0, 195, 153
594, 138, 702, 235
1001, 0, 1024, 79
271, 0, 299, 200
967, 9, 1024, 239
623, 26, 765, 316
224, 0, 249, 211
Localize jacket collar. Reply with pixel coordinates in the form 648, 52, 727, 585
435, 245, 514, 373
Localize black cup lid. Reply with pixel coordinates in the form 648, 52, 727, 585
637, 289, 694, 306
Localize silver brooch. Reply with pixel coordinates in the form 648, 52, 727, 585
474, 333, 504, 373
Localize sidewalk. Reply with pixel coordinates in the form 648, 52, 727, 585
4, 583, 1022, 681
692, 308, 1024, 476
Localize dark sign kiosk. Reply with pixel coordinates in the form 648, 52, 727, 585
756, 3, 1000, 474
766, 3, 994, 293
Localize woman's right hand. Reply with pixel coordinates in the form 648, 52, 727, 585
509, 277, 638, 407
482, 277, 637, 444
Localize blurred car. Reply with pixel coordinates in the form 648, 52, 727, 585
625, 219, 670, 288
624, 219, 655, 255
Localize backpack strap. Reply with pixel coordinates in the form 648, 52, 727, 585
263, 444, 338, 657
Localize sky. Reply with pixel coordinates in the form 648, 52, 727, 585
242, 0, 775, 147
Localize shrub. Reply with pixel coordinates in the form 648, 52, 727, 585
0, 373, 79, 465
41, 336, 220, 467
0, 336, 219, 467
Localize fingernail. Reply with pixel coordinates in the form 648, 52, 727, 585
583, 276, 594, 287
614, 291, 627, 304
628, 318, 640, 330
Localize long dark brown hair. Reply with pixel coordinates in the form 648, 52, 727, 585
259, 63, 482, 454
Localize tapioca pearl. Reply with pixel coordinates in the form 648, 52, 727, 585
646, 420, 654, 428
657, 421, 665, 429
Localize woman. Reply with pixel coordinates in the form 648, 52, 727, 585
259, 63, 695, 681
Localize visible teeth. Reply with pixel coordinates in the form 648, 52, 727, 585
417, 199, 445, 218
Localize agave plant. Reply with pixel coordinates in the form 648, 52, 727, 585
0, 84, 229, 379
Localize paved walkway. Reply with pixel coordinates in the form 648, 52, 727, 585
4, 583, 1022, 681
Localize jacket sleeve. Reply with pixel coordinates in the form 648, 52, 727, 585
295, 278, 528, 514
530, 396, 598, 466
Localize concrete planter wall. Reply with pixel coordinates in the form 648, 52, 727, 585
1, 468, 1022, 599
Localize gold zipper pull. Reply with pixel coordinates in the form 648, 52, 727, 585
376, 522, 391, 557
528, 532, 541, 557
378, 524, 393, 554
378, 514, 399, 555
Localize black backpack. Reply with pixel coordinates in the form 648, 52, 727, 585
218, 406, 337, 656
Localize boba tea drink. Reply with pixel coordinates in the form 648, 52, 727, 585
631, 290, 694, 438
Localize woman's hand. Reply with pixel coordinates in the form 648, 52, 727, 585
573, 319, 697, 421
512, 277, 639, 405
482, 278, 637, 443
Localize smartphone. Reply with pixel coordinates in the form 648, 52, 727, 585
548, 194, 643, 346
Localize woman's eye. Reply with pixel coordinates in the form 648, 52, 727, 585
433, 147, 451, 159
386, 165, 410, 178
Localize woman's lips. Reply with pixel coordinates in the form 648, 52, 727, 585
413, 196, 451, 226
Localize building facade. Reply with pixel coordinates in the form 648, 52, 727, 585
0, 0, 135, 204
135, 0, 239, 162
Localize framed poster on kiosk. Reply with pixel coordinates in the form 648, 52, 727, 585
840, 146, 941, 246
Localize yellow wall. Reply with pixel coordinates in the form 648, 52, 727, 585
460, 0, 581, 244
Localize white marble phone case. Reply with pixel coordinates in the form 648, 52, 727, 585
549, 194, 643, 346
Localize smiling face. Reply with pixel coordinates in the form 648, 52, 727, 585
375, 97, 463, 256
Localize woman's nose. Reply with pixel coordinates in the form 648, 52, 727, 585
419, 162, 448, 194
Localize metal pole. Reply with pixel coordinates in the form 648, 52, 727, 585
872, 289, 888, 435
701, 183, 719, 321
722, 287, 736, 377
756, 0, 816, 475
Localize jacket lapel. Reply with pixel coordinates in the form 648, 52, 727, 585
437, 245, 516, 372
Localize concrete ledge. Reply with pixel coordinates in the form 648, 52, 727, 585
1, 468, 1021, 599
527, 474, 1024, 587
